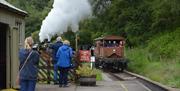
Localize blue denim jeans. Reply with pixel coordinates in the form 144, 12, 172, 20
20, 79, 36, 91
59, 67, 69, 86
54, 64, 58, 82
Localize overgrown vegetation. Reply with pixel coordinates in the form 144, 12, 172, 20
126, 28, 180, 88
80, 0, 180, 46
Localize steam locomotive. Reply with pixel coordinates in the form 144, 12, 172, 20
94, 35, 127, 72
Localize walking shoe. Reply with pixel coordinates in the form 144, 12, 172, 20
59, 85, 63, 87
63, 84, 70, 87
54, 82, 58, 85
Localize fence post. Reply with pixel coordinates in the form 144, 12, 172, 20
47, 60, 51, 84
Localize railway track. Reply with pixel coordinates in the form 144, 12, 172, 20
105, 70, 178, 91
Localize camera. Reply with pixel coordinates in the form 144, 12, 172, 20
32, 44, 39, 51
32, 39, 52, 51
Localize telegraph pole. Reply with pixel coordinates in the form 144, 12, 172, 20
75, 32, 78, 52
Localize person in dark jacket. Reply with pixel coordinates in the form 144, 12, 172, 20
49, 36, 63, 84
19, 37, 39, 91
56, 40, 73, 87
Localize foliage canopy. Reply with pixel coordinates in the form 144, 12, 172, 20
7, 0, 180, 47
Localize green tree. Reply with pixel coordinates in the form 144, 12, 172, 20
7, 0, 53, 37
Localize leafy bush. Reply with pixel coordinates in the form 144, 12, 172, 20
126, 47, 180, 88
147, 28, 180, 59
76, 64, 98, 77
126, 30, 180, 88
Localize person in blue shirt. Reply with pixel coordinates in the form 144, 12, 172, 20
19, 37, 39, 91
49, 36, 63, 84
56, 40, 73, 87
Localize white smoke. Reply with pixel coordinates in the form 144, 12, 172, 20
39, 0, 92, 42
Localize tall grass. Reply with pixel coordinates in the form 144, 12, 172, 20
126, 28, 180, 88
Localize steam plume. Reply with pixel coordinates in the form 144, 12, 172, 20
39, 0, 92, 42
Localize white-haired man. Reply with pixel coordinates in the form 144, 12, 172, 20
49, 36, 63, 84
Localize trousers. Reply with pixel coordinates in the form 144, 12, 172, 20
54, 63, 58, 82
59, 67, 69, 85
20, 79, 36, 91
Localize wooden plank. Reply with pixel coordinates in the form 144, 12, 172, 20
38, 70, 47, 79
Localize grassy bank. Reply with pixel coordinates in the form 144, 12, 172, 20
126, 28, 180, 88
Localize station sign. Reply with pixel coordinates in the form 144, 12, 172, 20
79, 50, 91, 62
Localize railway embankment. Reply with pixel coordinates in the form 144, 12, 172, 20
126, 28, 180, 89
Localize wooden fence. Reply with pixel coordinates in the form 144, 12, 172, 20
38, 50, 76, 84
